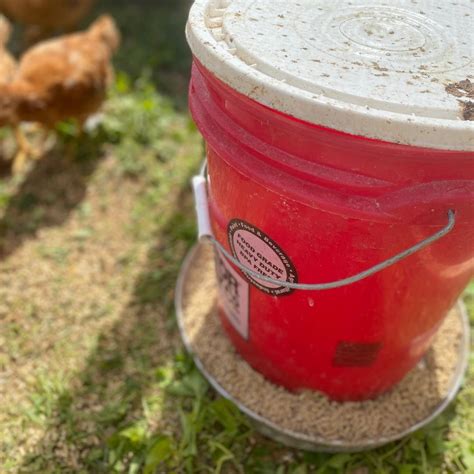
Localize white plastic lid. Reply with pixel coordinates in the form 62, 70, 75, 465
186, 0, 474, 151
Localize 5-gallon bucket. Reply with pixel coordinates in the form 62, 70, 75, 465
186, 0, 474, 401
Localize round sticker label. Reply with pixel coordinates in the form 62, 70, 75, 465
228, 219, 298, 296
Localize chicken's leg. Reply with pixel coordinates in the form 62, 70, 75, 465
12, 126, 42, 174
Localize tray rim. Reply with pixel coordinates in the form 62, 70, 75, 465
174, 243, 471, 452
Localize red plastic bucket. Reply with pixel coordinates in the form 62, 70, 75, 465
186, 0, 474, 401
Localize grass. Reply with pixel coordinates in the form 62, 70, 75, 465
0, 0, 473, 472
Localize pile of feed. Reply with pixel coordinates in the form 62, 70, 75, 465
179, 245, 465, 443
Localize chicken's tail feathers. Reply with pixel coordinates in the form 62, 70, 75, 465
88, 14, 121, 53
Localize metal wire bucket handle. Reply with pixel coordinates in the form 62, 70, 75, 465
192, 162, 456, 291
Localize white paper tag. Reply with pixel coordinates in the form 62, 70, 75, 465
215, 249, 250, 340
192, 175, 212, 239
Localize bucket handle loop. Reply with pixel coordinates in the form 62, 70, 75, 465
192, 163, 456, 291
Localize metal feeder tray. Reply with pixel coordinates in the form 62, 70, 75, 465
175, 244, 470, 452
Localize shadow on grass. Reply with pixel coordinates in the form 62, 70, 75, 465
0, 146, 102, 262
19, 171, 197, 473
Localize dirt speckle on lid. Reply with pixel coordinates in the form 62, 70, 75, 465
372, 62, 388, 72
445, 79, 474, 99
460, 100, 474, 121
445, 79, 474, 120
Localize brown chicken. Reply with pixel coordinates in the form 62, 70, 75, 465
0, 14, 16, 83
0, 14, 26, 169
0, 0, 96, 44
0, 14, 120, 172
